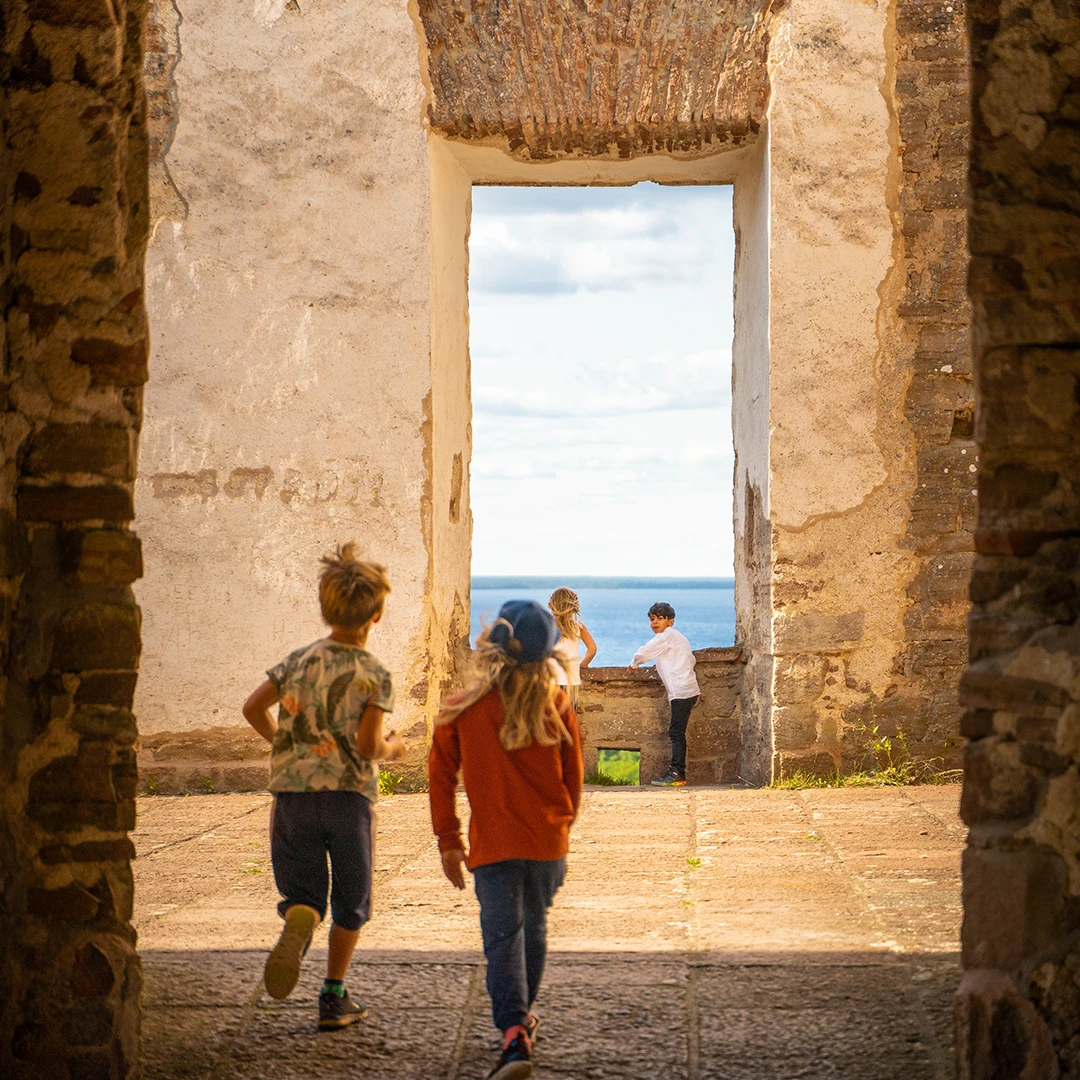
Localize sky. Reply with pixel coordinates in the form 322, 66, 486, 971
469, 183, 735, 578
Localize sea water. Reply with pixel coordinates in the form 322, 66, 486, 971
470, 577, 736, 668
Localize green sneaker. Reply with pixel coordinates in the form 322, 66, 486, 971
318, 988, 368, 1031
264, 904, 319, 1000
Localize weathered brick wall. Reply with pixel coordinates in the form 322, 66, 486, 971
578, 648, 744, 785
956, 2, 1080, 1076
889, 0, 975, 767
765, 1, 974, 781
418, 0, 785, 159
0, 1, 149, 1076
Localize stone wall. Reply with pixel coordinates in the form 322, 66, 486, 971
742, 0, 973, 784
129, 0, 976, 789
134, 0, 470, 765
0, 1, 149, 1075
955, 2, 1080, 1077
579, 649, 744, 786
892, 0, 975, 773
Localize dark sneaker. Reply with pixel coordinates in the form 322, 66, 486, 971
525, 1011, 540, 1045
264, 904, 319, 1000
651, 771, 687, 787
318, 988, 368, 1031
487, 1032, 532, 1079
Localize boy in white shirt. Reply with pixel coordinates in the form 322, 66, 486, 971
628, 602, 700, 787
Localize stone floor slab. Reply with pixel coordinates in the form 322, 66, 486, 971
136, 787, 962, 1078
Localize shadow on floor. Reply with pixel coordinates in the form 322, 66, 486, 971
141, 947, 959, 1080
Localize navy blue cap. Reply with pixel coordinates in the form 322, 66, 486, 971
489, 600, 560, 663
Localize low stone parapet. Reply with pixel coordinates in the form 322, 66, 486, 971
578, 646, 745, 785
138, 646, 746, 793
138, 726, 271, 795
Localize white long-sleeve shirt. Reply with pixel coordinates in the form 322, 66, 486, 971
630, 628, 700, 701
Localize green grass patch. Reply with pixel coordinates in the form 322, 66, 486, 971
584, 769, 634, 786
594, 748, 640, 786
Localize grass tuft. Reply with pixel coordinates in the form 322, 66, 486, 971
584, 769, 635, 787
771, 718, 963, 789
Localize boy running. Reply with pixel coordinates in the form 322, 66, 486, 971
429, 600, 584, 1079
628, 601, 700, 787
242, 543, 404, 1030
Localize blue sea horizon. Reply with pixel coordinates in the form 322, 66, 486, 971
470, 576, 737, 668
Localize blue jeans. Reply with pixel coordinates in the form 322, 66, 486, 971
472, 858, 566, 1032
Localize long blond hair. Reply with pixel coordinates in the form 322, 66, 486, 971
548, 587, 581, 641
437, 623, 570, 750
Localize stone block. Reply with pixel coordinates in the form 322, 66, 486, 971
70, 336, 148, 386
71, 707, 138, 744
60, 1000, 113, 1047
961, 848, 1068, 971
0, 509, 30, 576
980, 464, 1061, 518
960, 738, 1042, 825
17, 484, 134, 523
71, 943, 115, 998
39, 839, 136, 864
52, 604, 141, 671
60, 527, 143, 584
773, 612, 865, 655
774, 749, 838, 781
25, 424, 133, 479
774, 654, 828, 703
772, 704, 817, 751
26, 882, 100, 922
954, 969, 1059, 1080
219, 764, 271, 791
75, 673, 138, 708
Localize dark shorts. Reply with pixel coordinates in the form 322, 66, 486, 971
270, 790, 374, 932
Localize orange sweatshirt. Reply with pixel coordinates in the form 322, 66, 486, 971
428, 688, 584, 870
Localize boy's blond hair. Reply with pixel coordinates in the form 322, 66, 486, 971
319, 543, 390, 628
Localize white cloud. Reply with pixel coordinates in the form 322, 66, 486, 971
469, 183, 735, 576
471, 185, 731, 295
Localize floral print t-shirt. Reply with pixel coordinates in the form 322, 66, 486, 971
266, 638, 394, 801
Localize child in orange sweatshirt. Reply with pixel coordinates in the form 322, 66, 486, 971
429, 600, 584, 1080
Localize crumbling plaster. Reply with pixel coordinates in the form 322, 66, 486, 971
137, 0, 469, 754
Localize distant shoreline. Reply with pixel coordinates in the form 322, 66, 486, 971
472, 576, 735, 590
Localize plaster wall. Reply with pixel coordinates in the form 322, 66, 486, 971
136, 0, 469, 755
741, 0, 938, 783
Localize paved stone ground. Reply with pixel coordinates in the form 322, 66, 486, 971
135, 786, 963, 1079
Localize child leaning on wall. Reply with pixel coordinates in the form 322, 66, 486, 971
429, 600, 584, 1080
628, 601, 700, 787
547, 587, 597, 709
242, 543, 405, 1032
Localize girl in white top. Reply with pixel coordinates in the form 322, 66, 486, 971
547, 587, 597, 708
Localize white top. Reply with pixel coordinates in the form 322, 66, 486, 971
630, 627, 699, 701
551, 635, 581, 686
